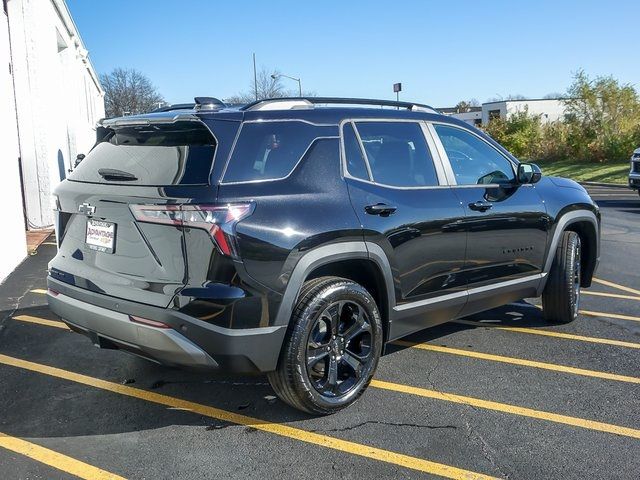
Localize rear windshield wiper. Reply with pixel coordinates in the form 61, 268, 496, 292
98, 168, 138, 182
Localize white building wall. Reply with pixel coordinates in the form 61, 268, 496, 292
0, 4, 28, 281
482, 99, 566, 125
505, 99, 566, 123
449, 110, 482, 126
7, 0, 104, 229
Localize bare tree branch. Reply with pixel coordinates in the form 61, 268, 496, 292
100, 68, 164, 117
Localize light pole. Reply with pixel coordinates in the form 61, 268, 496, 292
271, 73, 302, 97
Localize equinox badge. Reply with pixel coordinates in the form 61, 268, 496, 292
78, 202, 96, 216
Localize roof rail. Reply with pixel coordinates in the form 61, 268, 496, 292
241, 97, 437, 113
194, 97, 226, 111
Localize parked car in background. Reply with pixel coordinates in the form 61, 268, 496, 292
47, 97, 600, 415
630, 147, 640, 196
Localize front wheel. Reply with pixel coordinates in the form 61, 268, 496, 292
268, 277, 383, 415
542, 231, 581, 323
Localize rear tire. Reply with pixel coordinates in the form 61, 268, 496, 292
542, 231, 581, 324
268, 276, 383, 415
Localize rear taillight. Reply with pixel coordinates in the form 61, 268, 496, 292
129, 203, 253, 258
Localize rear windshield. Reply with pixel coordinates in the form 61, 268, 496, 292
223, 121, 337, 183
68, 121, 216, 186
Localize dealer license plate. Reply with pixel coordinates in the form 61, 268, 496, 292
85, 219, 116, 253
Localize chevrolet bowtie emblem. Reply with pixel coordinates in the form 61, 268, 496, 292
78, 202, 96, 216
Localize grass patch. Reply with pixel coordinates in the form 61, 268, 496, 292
534, 159, 630, 184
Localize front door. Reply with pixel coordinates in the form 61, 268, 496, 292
342, 120, 467, 340
430, 123, 550, 314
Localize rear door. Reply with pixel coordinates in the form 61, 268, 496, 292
50, 120, 220, 307
342, 120, 467, 340
429, 123, 550, 313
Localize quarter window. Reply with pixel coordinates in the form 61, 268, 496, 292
355, 122, 438, 187
434, 124, 515, 185
224, 121, 333, 183
342, 122, 370, 180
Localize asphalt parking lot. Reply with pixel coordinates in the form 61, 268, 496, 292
0, 184, 638, 480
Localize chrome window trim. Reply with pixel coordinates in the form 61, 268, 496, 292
217, 121, 244, 184
393, 272, 546, 312
340, 121, 373, 181
220, 135, 339, 186
339, 118, 447, 190
428, 121, 519, 187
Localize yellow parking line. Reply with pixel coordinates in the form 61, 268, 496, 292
592, 278, 640, 297
22, 314, 640, 383
582, 290, 640, 301
370, 379, 640, 439
30, 289, 48, 295
394, 341, 640, 385
515, 303, 640, 323
0, 431, 125, 480
454, 320, 640, 349
0, 354, 495, 480
579, 309, 640, 324
13, 315, 68, 330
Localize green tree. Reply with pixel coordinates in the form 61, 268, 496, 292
563, 70, 640, 162
484, 108, 543, 159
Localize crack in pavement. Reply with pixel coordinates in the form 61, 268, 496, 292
311, 420, 457, 433
423, 352, 512, 480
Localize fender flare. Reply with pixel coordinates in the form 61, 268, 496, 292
539, 209, 599, 292
273, 242, 395, 328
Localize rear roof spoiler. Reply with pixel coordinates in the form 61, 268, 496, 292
99, 112, 201, 127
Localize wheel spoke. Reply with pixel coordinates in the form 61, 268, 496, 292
342, 309, 371, 342
341, 351, 363, 378
325, 356, 339, 392
307, 345, 329, 367
334, 301, 347, 335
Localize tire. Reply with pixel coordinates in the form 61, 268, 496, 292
542, 231, 582, 324
268, 276, 383, 415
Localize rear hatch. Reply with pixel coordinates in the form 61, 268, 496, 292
50, 119, 218, 308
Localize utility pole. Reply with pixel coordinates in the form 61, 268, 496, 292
253, 53, 258, 101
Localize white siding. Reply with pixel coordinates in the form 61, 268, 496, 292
7, 0, 104, 229
0, 5, 28, 281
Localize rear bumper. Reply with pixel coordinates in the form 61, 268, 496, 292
47, 277, 286, 373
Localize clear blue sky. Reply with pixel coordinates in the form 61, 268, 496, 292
67, 0, 640, 107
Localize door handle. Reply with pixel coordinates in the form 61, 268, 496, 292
468, 201, 493, 212
365, 203, 397, 216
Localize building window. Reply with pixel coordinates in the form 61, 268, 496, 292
488, 109, 501, 121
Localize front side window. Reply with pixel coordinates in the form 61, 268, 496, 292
434, 124, 515, 185
224, 121, 334, 183
355, 122, 438, 187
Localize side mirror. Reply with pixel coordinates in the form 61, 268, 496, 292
74, 153, 85, 168
517, 163, 542, 184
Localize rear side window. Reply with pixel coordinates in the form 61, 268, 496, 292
355, 122, 438, 187
68, 121, 216, 186
224, 121, 336, 183
342, 122, 370, 180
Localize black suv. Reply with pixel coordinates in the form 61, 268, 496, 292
47, 97, 600, 414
